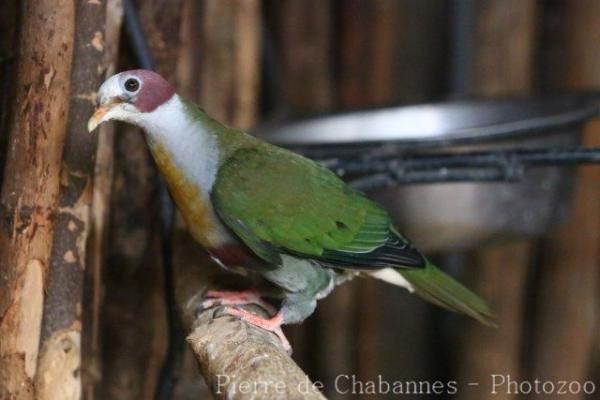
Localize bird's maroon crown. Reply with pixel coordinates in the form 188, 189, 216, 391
124, 69, 175, 112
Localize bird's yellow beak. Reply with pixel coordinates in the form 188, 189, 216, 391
87, 106, 110, 132
87, 99, 122, 132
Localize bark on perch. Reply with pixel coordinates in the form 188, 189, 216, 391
186, 310, 326, 400
0, 1, 74, 398
172, 239, 326, 400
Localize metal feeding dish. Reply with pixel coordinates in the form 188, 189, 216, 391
255, 94, 600, 252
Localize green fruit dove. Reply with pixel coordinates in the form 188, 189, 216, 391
88, 70, 496, 350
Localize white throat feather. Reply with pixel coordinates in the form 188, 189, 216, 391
138, 95, 220, 195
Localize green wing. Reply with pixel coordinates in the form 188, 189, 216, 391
212, 144, 495, 326
212, 145, 424, 269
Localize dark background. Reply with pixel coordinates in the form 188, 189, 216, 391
0, 1, 598, 399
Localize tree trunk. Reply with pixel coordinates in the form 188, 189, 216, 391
0, 1, 74, 398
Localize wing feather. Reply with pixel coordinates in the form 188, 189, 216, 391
212, 145, 424, 269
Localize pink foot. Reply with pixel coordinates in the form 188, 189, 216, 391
202, 289, 277, 315
223, 307, 291, 352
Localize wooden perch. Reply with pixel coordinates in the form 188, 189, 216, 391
172, 237, 325, 400
186, 309, 326, 400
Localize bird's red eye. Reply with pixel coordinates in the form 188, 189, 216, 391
124, 78, 140, 92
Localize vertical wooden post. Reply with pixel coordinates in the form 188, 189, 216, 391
0, 1, 74, 398
99, 1, 185, 398
457, 2, 537, 399
528, 0, 600, 384
0, 0, 20, 186
34, 2, 107, 398
272, 0, 335, 111
200, 0, 261, 129
82, 1, 124, 398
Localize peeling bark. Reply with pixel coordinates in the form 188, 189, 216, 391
187, 310, 326, 400
0, 1, 75, 398
34, 331, 81, 400
34, 2, 108, 399
172, 233, 326, 400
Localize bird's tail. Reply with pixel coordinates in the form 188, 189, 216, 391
371, 261, 496, 327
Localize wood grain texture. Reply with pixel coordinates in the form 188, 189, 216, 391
98, 1, 187, 398
336, 3, 446, 398
457, 2, 537, 399
0, 0, 20, 187
459, 243, 531, 398
99, 125, 167, 400
82, 1, 124, 398
337, 4, 403, 396
271, 0, 334, 111
337, 0, 402, 108
34, 2, 108, 398
0, 1, 74, 398
201, 0, 261, 130
528, 0, 600, 385
473, 0, 537, 95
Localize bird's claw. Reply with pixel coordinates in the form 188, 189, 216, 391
202, 289, 277, 315
223, 307, 291, 353
201, 289, 291, 352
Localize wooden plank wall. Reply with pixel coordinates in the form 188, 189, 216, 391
0, 1, 599, 399
529, 0, 600, 386
457, 3, 538, 399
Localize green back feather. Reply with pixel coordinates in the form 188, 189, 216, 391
212, 145, 390, 258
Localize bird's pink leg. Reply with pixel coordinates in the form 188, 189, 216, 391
202, 289, 277, 315
202, 289, 291, 351
223, 307, 290, 352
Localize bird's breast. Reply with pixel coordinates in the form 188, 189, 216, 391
149, 142, 229, 247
